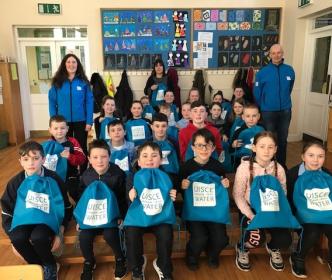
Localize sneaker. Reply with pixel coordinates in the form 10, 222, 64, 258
42, 264, 57, 280
80, 261, 96, 280
185, 254, 198, 271
114, 258, 127, 280
235, 244, 251, 272
132, 255, 147, 280
208, 257, 220, 269
265, 243, 284, 271
289, 254, 307, 278
153, 258, 173, 280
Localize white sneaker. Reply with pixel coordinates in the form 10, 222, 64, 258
266, 243, 284, 271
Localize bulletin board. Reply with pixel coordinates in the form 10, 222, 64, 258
192, 8, 281, 69
101, 9, 191, 70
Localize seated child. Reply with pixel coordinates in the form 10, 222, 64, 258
223, 98, 246, 142
212, 91, 231, 122
45, 115, 86, 202
176, 102, 191, 129
141, 95, 155, 121
207, 102, 225, 136
76, 140, 127, 280
159, 103, 179, 142
186, 87, 201, 104
164, 90, 179, 125
125, 142, 177, 280
179, 128, 230, 270
125, 101, 152, 147
1, 141, 72, 280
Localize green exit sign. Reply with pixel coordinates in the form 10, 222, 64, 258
38, 3, 61, 14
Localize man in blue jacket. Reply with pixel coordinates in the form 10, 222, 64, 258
254, 44, 295, 168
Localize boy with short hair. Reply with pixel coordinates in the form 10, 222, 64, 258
1, 141, 72, 280
46, 115, 86, 202
176, 102, 191, 129
77, 139, 127, 280
179, 101, 222, 162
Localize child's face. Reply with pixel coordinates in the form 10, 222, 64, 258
210, 104, 222, 119
212, 94, 222, 103
49, 121, 68, 142
242, 108, 260, 127
191, 106, 206, 125
108, 124, 125, 143
181, 104, 191, 120
302, 145, 325, 171
189, 90, 199, 103
151, 121, 167, 140
233, 102, 244, 116
160, 107, 171, 117
138, 146, 161, 168
131, 103, 143, 118
103, 99, 116, 115
141, 98, 149, 107
19, 150, 45, 176
192, 136, 215, 163
234, 88, 245, 99
252, 137, 277, 164
88, 148, 110, 175
164, 91, 174, 104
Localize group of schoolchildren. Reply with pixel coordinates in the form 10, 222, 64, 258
2, 67, 332, 280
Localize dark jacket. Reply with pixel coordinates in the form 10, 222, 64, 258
1, 168, 73, 235
78, 164, 127, 219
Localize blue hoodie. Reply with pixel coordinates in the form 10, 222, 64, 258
48, 77, 94, 125
254, 61, 295, 112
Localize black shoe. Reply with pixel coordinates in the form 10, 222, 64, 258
208, 257, 220, 269
289, 254, 307, 278
185, 255, 198, 271
42, 264, 57, 280
80, 261, 96, 280
132, 255, 146, 280
114, 258, 127, 280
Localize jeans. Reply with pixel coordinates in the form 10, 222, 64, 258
261, 110, 292, 168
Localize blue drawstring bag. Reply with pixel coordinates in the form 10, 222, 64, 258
221, 101, 232, 121
99, 116, 117, 141
42, 140, 68, 182
219, 141, 234, 173
142, 105, 155, 121
11, 175, 65, 234
185, 140, 218, 161
293, 170, 332, 224
155, 140, 179, 174
234, 125, 264, 159
124, 168, 176, 227
125, 119, 152, 147
110, 149, 132, 175
151, 83, 167, 108
247, 175, 301, 231
74, 181, 120, 229
182, 170, 230, 224
229, 117, 244, 141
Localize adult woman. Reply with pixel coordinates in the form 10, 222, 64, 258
48, 54, 93, 155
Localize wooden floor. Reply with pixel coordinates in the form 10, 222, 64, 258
0, 140, 332, 279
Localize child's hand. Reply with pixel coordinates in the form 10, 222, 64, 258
247, 213, 255, 221
222, 135, 228, 142
232, 140, 243, 148
76, 224, 80, 232
51, 235, 62, 252
181, 179, 190, 189
221, 178, 230, 188
60, 149, 70, 159
129, 187, 137, 202
151, 84, 158, 91
169, 189, 177, 201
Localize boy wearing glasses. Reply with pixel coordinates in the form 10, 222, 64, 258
179, 128, 230, 270
179, 101, 222, 162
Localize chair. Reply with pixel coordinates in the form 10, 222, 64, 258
0, 264, 44, 279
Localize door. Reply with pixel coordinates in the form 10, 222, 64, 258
303, 31, 332, 141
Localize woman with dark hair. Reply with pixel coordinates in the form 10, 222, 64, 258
144, 58, 172, 109
48, 54, 93, 156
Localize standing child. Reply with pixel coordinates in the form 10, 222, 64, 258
1, 141, 72, 280
233, 131, 293, 272
164, 90, 179, 125
44, 115, 86, 202
180, 128, 230, 270
124, 142, 177, 280
287, 141, 332, 278
75, 140, 127, 280
125, 101, 152, 147
176, 102, 191, 129
99, 96, 118, 141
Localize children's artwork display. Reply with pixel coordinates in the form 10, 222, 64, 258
102, 9, 191, 70
192, 8, 280, 68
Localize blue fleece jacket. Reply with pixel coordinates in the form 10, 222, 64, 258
48, 77, 94, 125
254, 61, 295, 112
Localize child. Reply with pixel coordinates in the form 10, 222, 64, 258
76, 140, 127, 280
212, 91, 231, 122
46, 115, 86, 202
99, 96, 118, 141
125, 101, 152, 147
186, 87, 201, 104
230, 103, 264, 169
179, 128, 230, 270
233, 131, 292, 272
164, 90, 179, 125
159, 103, 179, 142
108, 119, 135, 174
125, 142, 177, 280
176, 102, 191, 129
207, 102, 225, 135
141, 95, 155, 121
1, 141, 72, 280
179, 101, 222, 162
224, 98, 246, 142
287, 141, 332, 278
